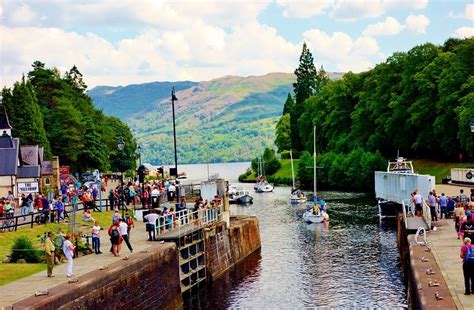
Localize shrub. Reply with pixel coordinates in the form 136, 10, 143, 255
10, 235, 41, 263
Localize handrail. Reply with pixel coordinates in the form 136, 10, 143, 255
402, 200, 408, 228
155, 206, 222, 237
422, 200, 431, 230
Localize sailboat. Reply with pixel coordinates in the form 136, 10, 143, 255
303, 126, 329, 224
289, 149, 307, 203
254, 157, 274, 193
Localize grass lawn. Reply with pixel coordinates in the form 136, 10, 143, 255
272, 159, 299, 179
0, 210, 116, 286
0, 263, 46, 286
412, 159, 473, 184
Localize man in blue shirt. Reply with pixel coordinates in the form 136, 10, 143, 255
439, 193, 448, 219
447, 196, 456, 218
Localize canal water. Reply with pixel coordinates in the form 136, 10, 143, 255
179, 163, 407, 308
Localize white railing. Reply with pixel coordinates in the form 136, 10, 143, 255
402, 200, 408, 228
422, 200, 431, 230
155, 206, 222, 236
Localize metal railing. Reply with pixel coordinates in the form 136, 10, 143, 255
0, 198, 116, 232
422, 200, 431, 230
155, 206, 222, 237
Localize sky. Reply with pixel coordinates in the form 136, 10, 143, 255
0, 0, 473, 88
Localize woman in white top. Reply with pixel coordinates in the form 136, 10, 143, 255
62, 235, 76, 277
91, 221, 102, 254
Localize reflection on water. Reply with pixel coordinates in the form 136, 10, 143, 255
184, 185, 407, 309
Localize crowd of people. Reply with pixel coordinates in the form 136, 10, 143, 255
411, 188, 474, 296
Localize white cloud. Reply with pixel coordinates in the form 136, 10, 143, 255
9, 3, 36, 25
0, 22, 299, 88
449, 4, 474, 21
453, 27, 474, 38
302, 29, 383, 72
362, 16, 404, 36
277, 0, 335, 18
465, 3, 474, 21
331, 0, 428, 22
405, 14, 430, 34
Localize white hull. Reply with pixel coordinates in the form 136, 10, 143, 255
303, 210, 329, 224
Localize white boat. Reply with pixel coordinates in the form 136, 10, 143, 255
229, 188, 254, 204
303, 207, 329, 224
289, 149, 306, 202
255, 180, 274, 193
303, 126, 329, 223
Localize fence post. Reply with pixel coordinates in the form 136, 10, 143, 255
31, 213, 34, 228
15, 216, 18, 231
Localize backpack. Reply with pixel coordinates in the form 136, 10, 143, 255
464, 245, 474, 263
111, 228, 119, 238
126, 217, 133, 227
465, 246, 474, 263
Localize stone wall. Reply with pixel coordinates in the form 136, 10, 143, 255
12, 244, 182, 310
204, 215, 261, 282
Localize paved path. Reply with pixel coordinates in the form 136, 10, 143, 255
0, 221, 162, 308
429, 219, 474, 310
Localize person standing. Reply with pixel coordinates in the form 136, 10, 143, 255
124, 212, 134, 237
62, 235, 75, 277
108, 221, 122, 256
108, 189, 115, 211
91, 221, 102, 254
460, 237, 474, 295
439, 193, 448, 219
20, 194, 28, 220
45, 232, 55, 277
428, 191, 438, 221
144, 210, 159, 241
461, 212, 474, 242
119, 218, 133, 252
413, 190, 423, 217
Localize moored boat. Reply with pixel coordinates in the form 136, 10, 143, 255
229, 188, 254, 204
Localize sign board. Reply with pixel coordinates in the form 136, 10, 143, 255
17, 182, 39, 194
59, 166, 70, 175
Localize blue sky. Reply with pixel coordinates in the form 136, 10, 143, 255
1, 0, 473, 88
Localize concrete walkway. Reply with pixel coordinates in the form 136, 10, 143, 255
0, 222, 162, 308
428, 219, 474, 310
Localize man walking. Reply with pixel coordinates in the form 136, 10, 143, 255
119, 218, 133, 252
45, 232, 55, 277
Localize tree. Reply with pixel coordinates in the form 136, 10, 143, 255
275, 114, 291, 152
282, 93, 294, 115
65, 65, 87, 93
1, 79, 51, 157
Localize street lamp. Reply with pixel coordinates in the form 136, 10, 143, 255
137, 144, 142, 166
117, 138, 125, 218
171, 87, 178, 178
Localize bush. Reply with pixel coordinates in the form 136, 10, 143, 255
10, 235, 41, 263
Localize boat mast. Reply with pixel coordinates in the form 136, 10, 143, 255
314, 126, 317, 197
290, 149, 295, 189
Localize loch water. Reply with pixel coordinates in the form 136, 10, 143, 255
178, 163, 407, 308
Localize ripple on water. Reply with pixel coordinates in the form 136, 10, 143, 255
185, 187, 407, 309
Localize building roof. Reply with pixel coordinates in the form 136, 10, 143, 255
18, 165, 41, 178
0, 137, 19, 176
0, 107, 12, 130
0, 135, 13, 148
21, 145, 39, 166
41, 160, 53, 175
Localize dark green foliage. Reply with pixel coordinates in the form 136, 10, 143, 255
1, 80, 51, 157
10, 235, 41, 263
290, 43, 328, 151
5, 62, 137, 172
275, 114, 291, 153
282, 93, 294, 115
296, 38, 474, 161
251, 147, 281, 176
296, 150, 386, 191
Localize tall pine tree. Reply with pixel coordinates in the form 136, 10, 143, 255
291, 43, 318, 151
1, 78, 51, 157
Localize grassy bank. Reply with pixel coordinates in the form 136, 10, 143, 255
239, 157, 473, 186
0, 210, 116, 285
412, 159, 473, 184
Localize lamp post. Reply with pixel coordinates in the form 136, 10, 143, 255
137, 144, 145, 207
117, 138, 125, 218
137, 144, 142, 166
171, 87, 178, 178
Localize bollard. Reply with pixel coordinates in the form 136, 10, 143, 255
35, 290, 49, 297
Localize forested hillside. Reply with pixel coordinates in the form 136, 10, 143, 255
273, 38, 474, 191
1, 62, 137, 173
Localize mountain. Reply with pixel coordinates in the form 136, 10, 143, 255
88, 81, 198, 120
88, 72, 341, 164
